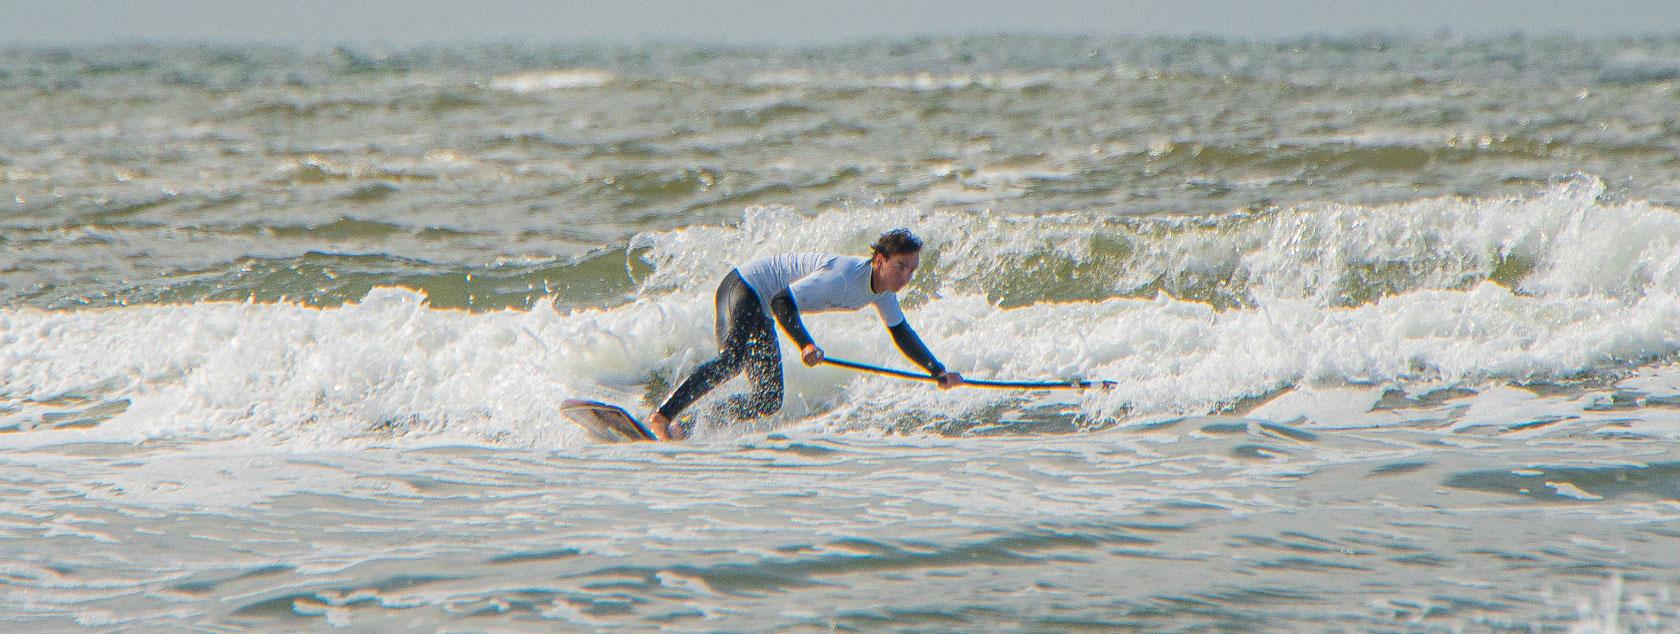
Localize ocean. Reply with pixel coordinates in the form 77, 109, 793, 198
4, 34, 1680, 631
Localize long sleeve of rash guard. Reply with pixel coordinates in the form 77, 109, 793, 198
772, 288, 946, 376
888, 322, 945, 376
768, 289, 816, 349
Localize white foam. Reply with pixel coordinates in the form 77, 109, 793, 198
489, 69, 615, 92
746, 69, 1103, 92
1246, 386, 1387, 427
1616, 362, 1680, 397
1546, 481, 1605, 501
10, 179, 1680, 447
0, 288, 698, 449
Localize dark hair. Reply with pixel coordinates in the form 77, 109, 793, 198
870, 228, 923, 258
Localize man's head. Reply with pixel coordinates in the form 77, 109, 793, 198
869, 228, 923, 293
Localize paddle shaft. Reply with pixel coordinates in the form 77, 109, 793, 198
821, 356, 1113, 390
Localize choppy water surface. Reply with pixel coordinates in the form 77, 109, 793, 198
4, 35, 1680, 631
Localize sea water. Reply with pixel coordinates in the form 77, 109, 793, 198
4, 35, 1680, 631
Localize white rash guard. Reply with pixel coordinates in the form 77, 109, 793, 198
735, 253, 906, 327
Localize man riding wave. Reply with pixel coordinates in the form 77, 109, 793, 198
646, 229, 963, 440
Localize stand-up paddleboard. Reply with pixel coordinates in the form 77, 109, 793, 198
560, 399, 657, 443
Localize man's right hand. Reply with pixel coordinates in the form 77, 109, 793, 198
800, 343, 825, 367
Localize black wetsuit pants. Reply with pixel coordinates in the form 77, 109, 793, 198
656, 270, 783, 420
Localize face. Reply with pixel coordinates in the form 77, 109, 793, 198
872, 251, 920, 293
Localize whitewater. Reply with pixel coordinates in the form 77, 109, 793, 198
4, 35, 1680, 631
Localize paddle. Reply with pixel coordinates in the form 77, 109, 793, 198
822, 356, 1115, 390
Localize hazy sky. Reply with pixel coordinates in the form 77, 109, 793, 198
2, 0, 1677, 46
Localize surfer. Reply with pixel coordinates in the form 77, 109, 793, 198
645, 229, 963, 440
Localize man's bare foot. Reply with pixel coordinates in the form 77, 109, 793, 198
645, 413, 673, 441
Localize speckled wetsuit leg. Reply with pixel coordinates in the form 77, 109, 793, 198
656, 270, 783, 421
